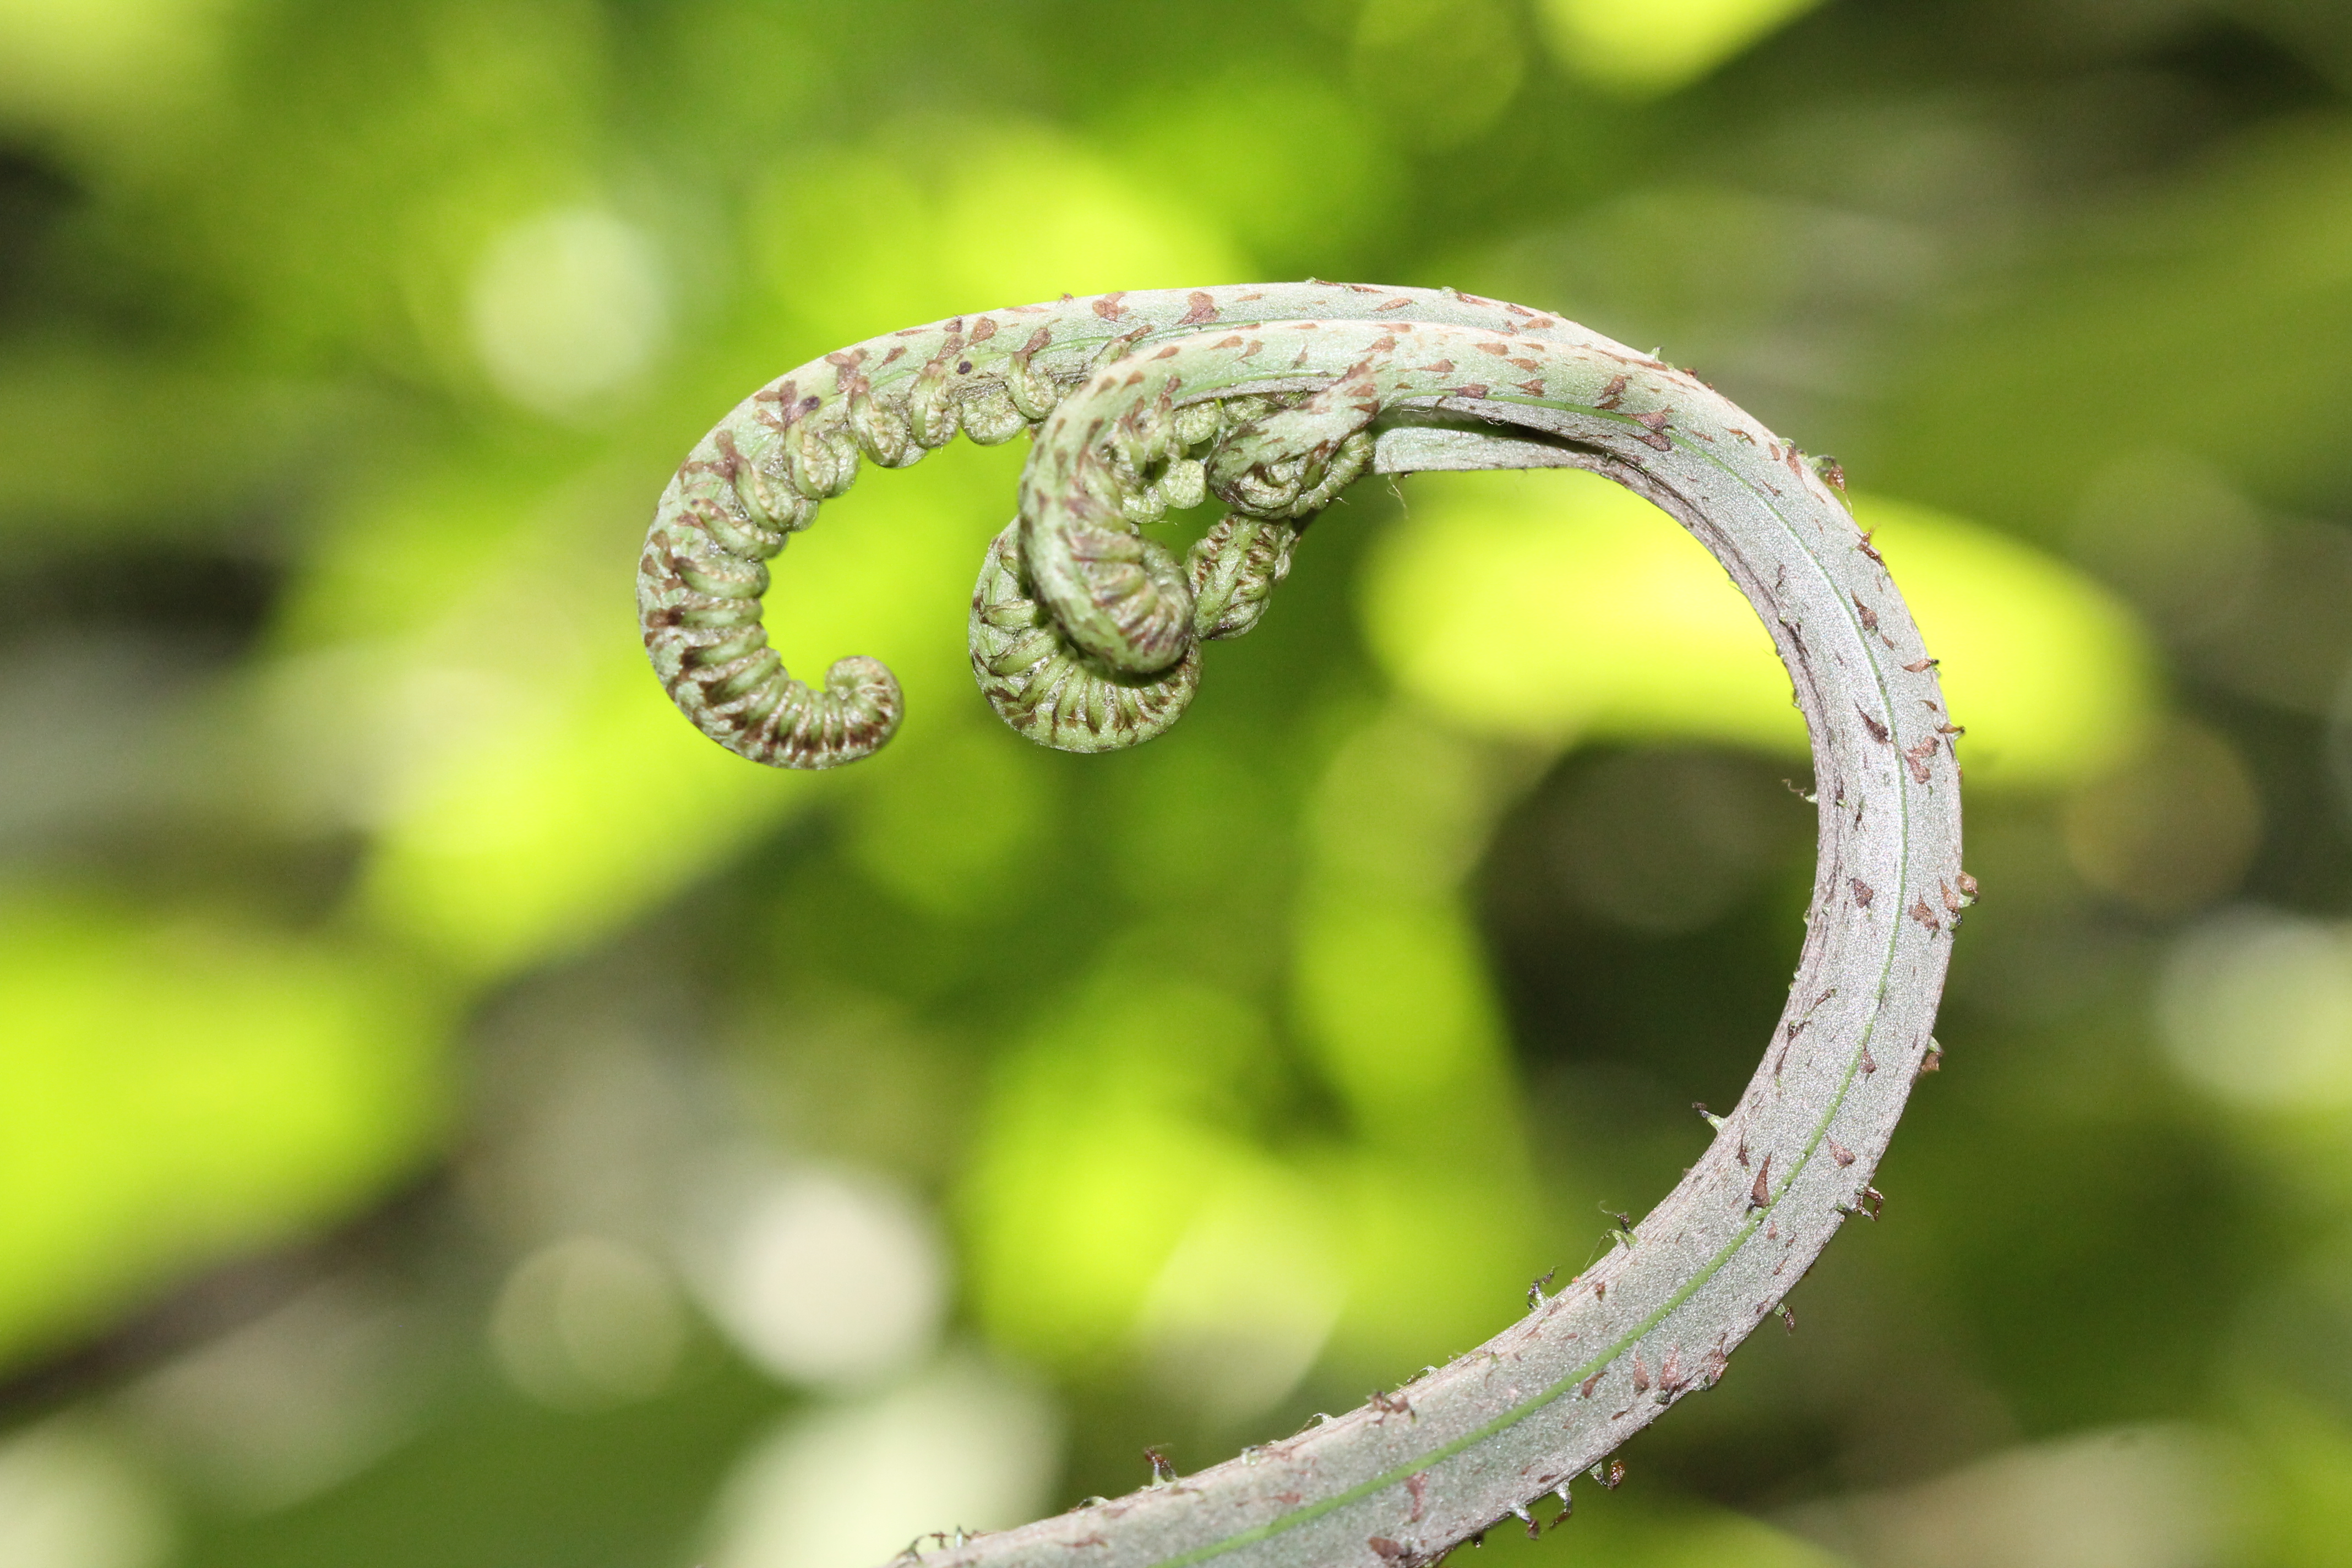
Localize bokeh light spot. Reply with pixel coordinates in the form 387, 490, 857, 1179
468, 208, 668, 417
706, 1357, 1060, 1568
0, 1422, 170, 1568
489, 1235, 688, 1411
692, 1167, 946, 1390
2161, 909, 2352, 1113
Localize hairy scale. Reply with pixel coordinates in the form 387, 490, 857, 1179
638, 282, 1967, 1568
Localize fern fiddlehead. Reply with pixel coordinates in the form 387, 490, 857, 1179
644, 285, 1582, 763
639, 283, 1967, 1567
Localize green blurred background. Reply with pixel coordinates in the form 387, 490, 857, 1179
3, 0, 2351, 1564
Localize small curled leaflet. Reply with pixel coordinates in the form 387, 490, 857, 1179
639, 282, 1967, 1568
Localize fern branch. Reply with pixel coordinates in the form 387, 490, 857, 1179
639, 282, 1967, 1568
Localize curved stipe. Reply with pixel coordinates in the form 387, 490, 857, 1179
640, 283, 1967, 1568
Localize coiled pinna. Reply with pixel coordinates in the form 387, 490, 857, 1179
639, 282, 1967, 1568
645, 283, 1599, 766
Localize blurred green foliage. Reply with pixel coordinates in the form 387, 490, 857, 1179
5, 2, 2352, 1566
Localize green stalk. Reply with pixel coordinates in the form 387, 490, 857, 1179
640, 282, 1967, 1568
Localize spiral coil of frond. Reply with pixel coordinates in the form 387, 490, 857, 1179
638, 282, 1968, 1568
